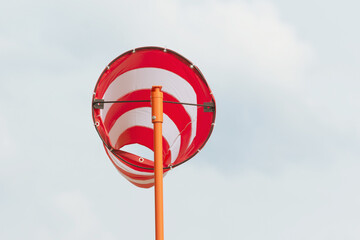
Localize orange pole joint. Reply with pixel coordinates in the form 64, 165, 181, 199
151, 86, 164, 240
151, 86, 163, 123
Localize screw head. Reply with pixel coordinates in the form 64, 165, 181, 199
152, 116, 156, 120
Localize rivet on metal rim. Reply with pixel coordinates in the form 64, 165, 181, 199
152, 116, 156, 120
132, 49, 136, 53
139, 157, 144, 162
190, 64, 194, 69
106, 65, 110, 70
95, 122, 100, 127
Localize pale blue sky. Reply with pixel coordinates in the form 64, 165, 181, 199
1, 0, 359, 239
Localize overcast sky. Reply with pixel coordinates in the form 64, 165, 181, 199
1, 0, 359, 239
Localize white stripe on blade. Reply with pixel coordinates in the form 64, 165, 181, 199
106, 148, 153, 176
108, 107, 181, 163
107, 148, 169, 186
102, 67, 197, 147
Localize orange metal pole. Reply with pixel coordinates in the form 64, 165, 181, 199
151, 86, 164, 240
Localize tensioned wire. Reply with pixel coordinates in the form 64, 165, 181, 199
92, 100, 212, 108
92, 99, 215, 170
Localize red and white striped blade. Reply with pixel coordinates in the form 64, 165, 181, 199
92, 47, 216, 188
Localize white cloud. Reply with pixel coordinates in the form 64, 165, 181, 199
0, 0, 312, 84
179, 1, 313, 83
123, 0, 313, 87
52, 192, 116, 240
0, 116, 14, 164
164, 158, 360, 239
